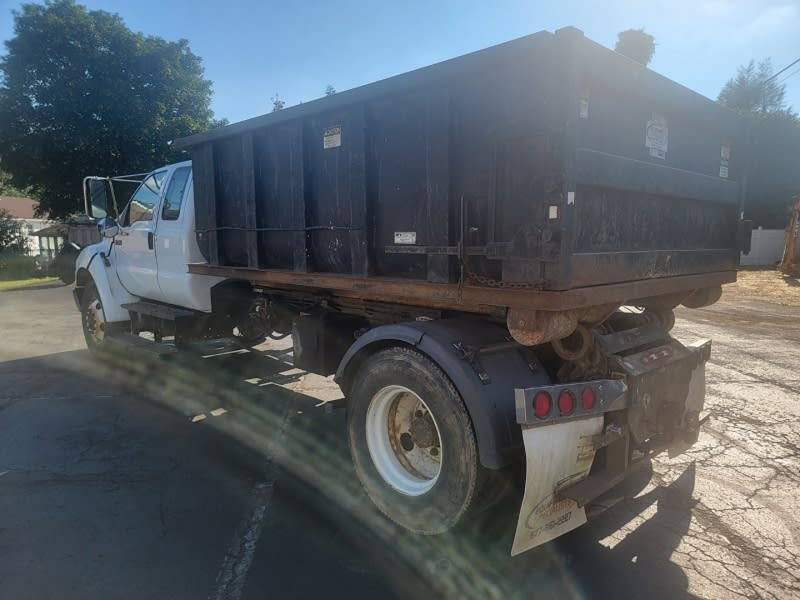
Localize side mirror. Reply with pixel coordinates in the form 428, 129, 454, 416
84, 177, 118, 220
98, 217, 119, 239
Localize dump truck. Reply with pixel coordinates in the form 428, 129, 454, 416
73, 26, 749, 555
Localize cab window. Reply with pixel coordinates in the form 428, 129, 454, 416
123, 171, 166, 226
161, 166, 191, 221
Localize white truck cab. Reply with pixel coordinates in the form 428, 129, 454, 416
73, 161, 225, 346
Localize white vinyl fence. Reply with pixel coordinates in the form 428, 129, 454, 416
740, 228, 786, 266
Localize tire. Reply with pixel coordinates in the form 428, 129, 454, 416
347, 346, 480, 534
80, 283, 107, 352
232, 300, 267, 348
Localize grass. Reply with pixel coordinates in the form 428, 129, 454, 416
724, 268, 800, 306
0, 276, 59, 291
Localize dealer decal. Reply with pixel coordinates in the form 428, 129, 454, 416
512, 416, 603, 555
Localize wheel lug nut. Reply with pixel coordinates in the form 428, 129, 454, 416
415, 410, 423, 418
430, 447, 439, 456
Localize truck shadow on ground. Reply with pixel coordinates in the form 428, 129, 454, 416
551, 464, 696, 599
0, 346, 696, 600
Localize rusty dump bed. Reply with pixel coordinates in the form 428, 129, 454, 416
176, 26, 743, 313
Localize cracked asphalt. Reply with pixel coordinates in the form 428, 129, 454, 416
647, 297, 800, 599
0, 282, 798, 599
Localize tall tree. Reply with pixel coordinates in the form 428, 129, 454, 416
324, 84, 336, 97
614, 28, 656, 66
718, 59, 794, 116
719, 59, 800, 229
0, 0, 221, 219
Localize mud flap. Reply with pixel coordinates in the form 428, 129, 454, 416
668, 355, 707, 457
511, 415, 604, 556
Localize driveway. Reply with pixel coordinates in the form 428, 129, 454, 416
0, 282, 798, 599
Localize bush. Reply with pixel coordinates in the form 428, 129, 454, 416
0, 208, 27, 253
0, 252, 43, 281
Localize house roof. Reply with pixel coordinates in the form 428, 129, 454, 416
31, 223, 68, 237
0, 196, 39, 219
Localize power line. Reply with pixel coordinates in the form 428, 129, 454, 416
765, 56, 800, 84
776, 66, 800, 86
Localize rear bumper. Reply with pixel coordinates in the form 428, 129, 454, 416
511, 334, 711, 554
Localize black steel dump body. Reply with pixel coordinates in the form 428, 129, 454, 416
175, 26, 742, 312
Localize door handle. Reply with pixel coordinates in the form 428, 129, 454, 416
148, 232, 155, 250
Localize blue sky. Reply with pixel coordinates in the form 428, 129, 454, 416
1, 0, 799, 123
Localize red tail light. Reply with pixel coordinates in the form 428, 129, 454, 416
534, 391, 551, 418
581, 387, 596, 410
558, 389, 575, 415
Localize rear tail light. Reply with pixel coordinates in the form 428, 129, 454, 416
581, 387, 596, 410
534, 391, 551, 418
558, 389, 575, 415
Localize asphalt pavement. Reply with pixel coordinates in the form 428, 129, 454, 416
0, 283, 798, 599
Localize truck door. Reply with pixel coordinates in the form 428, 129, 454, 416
114, 170, 167, 299
154, 163, 221, 311
153, 164, 192, 305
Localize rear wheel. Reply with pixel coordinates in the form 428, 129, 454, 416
232, 298, 268, 348
347, 346, 480, 534
80, 283, 106, 352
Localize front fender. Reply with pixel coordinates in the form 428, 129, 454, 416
74, 242, 136, 323
335, 317, 552, 469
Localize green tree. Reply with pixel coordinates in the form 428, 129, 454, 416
324, 84, 336, 96
0, 168, 30, 197
718, 59, 795, 117
0, 209, 26, 253
719, 59, 800, 228
614, 28, 656, 66
0, 0, 222, 219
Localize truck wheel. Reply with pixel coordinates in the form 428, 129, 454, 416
347, 346, 480, 534
81, 283, 107, 352
232, 298, 267, 348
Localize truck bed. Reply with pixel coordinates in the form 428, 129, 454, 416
175, 26, 744, 310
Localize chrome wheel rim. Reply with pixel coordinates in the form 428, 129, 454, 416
85, 296, 105, 344
365, 385, 443, 496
